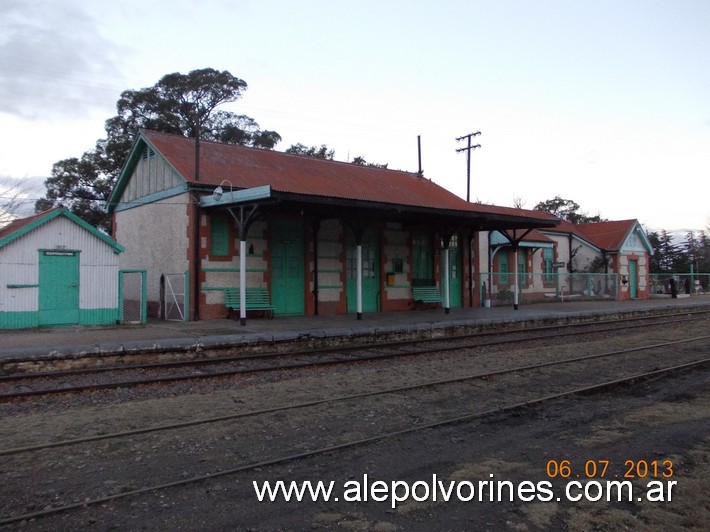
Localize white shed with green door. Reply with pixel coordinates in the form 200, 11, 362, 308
0, 207, 125, 329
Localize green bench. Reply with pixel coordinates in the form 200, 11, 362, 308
412, 285, 442, 308
224, 287, 276, 319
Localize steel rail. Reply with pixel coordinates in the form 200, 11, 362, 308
2, 335, 707, 456
0, 356, 706, 528
1, 316, 707, 400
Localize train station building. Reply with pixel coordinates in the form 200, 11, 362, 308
107, 130, 652, 323
107, 130, 565, 322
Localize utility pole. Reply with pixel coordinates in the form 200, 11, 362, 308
456, 131, 481, 202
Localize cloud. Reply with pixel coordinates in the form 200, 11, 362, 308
0, 0, 125, 119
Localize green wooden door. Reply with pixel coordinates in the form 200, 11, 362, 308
347, 227, 379, 313
447, 236, 462, 308
629, 259, 638, 299
270, 220, 305, 315
39, 251, 80, 326
412, 233, 433, 281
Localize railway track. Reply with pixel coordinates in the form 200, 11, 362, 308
0, 311, 707, 401
1, 312, 707, 526
0, 346, 707, 527
1, 334, 708, 457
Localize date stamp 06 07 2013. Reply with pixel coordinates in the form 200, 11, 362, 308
545, 459, 674, 480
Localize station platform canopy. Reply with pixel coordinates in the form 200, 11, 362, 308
114, 130, 560, 233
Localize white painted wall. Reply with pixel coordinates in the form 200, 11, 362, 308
114, 193, 190, 302
0, 216, 120, 312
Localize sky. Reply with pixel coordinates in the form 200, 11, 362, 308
1, 0, 708, 233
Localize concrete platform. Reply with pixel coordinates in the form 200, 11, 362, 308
1, 296, 708, 363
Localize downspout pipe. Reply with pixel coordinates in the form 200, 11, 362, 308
192, 198, 201, 321
193, 128, 201, 322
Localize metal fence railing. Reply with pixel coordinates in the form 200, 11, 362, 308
119, 269, 147, 324
160, 272, 189, 321
479, 272, 619, 306
649, 273, 710, 296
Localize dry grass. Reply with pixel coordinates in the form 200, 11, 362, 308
624, 396, 710, 427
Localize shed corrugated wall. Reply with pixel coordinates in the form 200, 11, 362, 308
0, 217, 121, 328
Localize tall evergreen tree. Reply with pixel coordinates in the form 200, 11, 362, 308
646, 230, 662, 273
656, 230, 680, 273
698, 230, 710, 272
683, 231, 699, 272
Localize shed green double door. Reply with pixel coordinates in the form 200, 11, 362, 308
38, 251, 80, 326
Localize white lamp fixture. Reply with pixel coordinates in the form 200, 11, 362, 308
213, 180, 233, 201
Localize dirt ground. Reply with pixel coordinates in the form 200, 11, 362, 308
1, 324, 708, 531
9, 365, 707, 531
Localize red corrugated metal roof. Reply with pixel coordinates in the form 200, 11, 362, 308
0, 207, 124, 252
541, 218, 638, 251
0, 207, 60, 240
141, 130, 556, 222
521, 229, 555, 243
576, 220, 637, 251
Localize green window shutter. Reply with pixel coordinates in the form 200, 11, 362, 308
412, 234, 433, 280
543, 248, 554, 282
210, 215, 229, 256
499, 252, 509, 284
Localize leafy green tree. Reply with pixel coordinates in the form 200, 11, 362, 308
284, 145, 389, 167
351, 155, 388, 169
533, 196, 605, 223
36, 68, 281, 232
35, 152, 113, 229
285, 143, 335, 160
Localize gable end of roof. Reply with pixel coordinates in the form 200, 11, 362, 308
0, 208, 124, 253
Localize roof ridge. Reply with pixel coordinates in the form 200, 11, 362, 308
141, 129, 419, 177
0, 207, 124, 253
